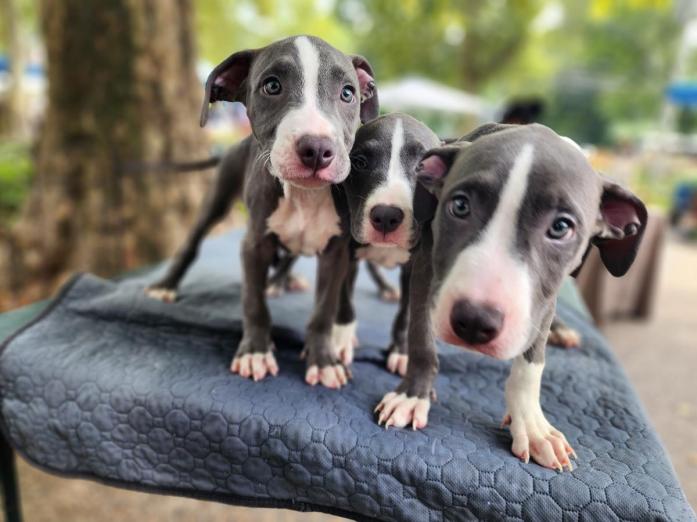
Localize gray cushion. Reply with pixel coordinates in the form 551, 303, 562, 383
0, 231, 694, 521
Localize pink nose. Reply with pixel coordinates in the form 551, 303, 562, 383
450, 299, 504, 345
296, 135, 335, 171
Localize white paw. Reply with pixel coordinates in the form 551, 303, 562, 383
502, 408, 576, 471
231, 352, 279, 381
374, 392, 430, 430
380, 288, 400, 302
386, 352, 408, 376
145, 287, 177, 303
331, 321, 358, 365
286, 273, 310, 292
305, 364, 349, 389
548, 325, 581, 348
265, 283, 284, 298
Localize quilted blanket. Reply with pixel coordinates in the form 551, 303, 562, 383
0, 231, 694, 521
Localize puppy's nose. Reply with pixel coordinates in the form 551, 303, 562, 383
369, 205, 404, 234
296, 135, 335, 171
450, 299, 504, 345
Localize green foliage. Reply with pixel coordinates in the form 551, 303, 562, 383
0, 141, 33, 223
196, 0, 354, 64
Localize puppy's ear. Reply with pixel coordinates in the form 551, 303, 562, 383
352, 56, 379, 123
413, 144, 464, 224
592, 180, 648, 277
200, 50, 256, 127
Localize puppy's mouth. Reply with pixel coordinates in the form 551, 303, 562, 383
362, 229, 410, 248
285, 174, 332, 190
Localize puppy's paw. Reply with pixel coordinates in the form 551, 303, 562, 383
231, 352, 278, 381
286, 273, 310, 293
331, 321, 358, 365
548, 322, 581, 348
380, 287, 401, 303
374, 391, 430, 430
386, 350, 408, 376
502, 411, 576, 471
145, 287, 178, 303
305, 364, 350, 389
265, 283, 284, 299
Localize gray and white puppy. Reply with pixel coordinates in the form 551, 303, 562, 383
146, 36, 379, 389
332, 113, 440, 373
376, 123, 647, 471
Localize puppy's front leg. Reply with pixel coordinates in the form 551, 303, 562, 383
376, 242, 438, 429
231, 232, 279, 381
303, 236, 351, 389
386, 261, 411, 376
331, 258, 359, 365
502, 310, 576, 470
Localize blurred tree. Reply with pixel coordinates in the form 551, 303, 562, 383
0, 0, 210, 304
0, 0, 26, 137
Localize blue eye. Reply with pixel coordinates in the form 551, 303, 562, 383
449, 194, 470, 219
262, 77, 282, 95
340, 85, 355, 103
547, 216, 575, 240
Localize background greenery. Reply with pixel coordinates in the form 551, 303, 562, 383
0, 0, 690, 218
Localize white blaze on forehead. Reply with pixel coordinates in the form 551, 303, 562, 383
386, 117, 405, 183
294, 36, 320, 113
430, 143, 536, 359
485, 143, 535, 248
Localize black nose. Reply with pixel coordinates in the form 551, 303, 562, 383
296, 135, 335, 171
369, 205, 404, 235
450, 299, 504, 345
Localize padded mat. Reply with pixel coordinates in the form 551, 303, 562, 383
0, 231, 694, 521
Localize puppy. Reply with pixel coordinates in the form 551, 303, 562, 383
332, 113, 440, 372
146, 36, 379, 388
375, 123, 647, 470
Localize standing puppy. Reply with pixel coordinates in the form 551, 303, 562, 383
376, 123, 647, 470
146, 36, 379, 388
333, 113, 440, 373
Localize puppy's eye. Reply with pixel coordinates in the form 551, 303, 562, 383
449, 194, 470, 219
340, 85, 355, 103
547, 216, 575, 240
351, 154, 368, 170
262, 77, 282, 95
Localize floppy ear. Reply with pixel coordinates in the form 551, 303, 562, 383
352, 56, 379, 123
592, 180, 648, 277
200, 50, 256, 127
413, 144, 464, 224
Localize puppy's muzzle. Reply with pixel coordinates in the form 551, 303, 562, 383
449, 299, 504, 346
369, 205, 404, 235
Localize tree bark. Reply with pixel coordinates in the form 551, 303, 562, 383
0, 0, 26, 137
0, 0, 210, 306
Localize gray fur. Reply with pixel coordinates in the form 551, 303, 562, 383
147, 36, 378, 378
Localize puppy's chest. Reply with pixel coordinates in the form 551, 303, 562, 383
356, 245, 410, 268
266, 186, 342, 256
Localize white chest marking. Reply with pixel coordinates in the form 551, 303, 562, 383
356, 245, 410, 268
267, 183, 341, 256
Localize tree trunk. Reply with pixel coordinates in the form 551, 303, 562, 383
0, 0, 210, 306
0, 0, 26, 137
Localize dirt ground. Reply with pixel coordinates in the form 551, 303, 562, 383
2, 236, 696, 521
604, 236, 697, 510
